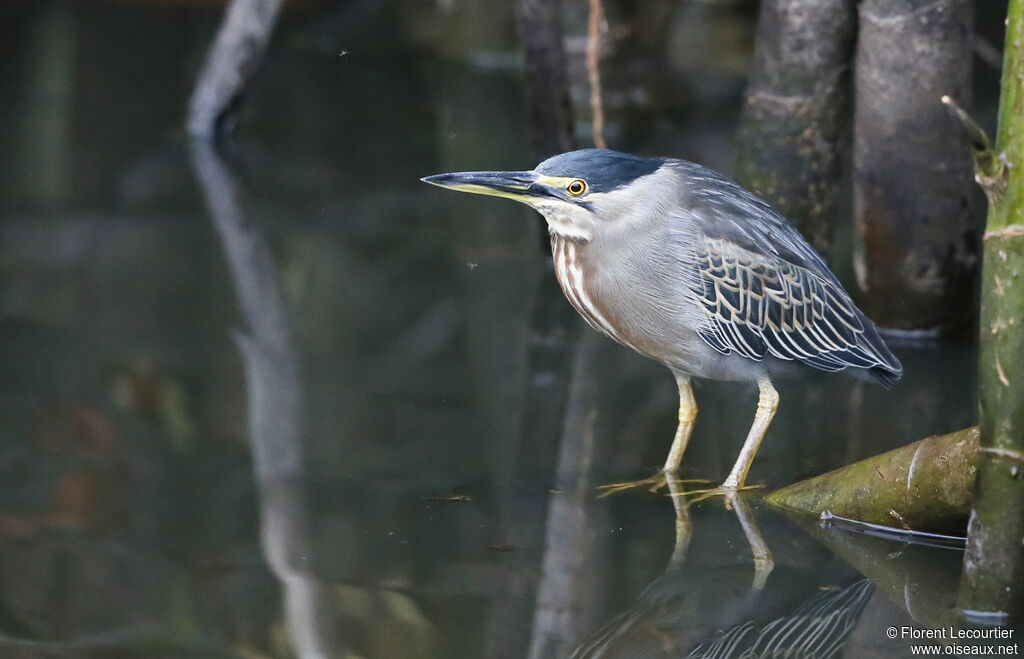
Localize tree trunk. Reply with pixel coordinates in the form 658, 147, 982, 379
852, 0, 976, 334
515, 0, 575, 159
735, 0, 857, 259
958, 0, 1024, 619
187, 0, 283, 138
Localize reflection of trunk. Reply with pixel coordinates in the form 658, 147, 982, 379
528, 331, 607, 659
481, 285, 583, 659
187, 0, 283, 137
735, 0, 856, 258
516, 0, 575, 158
955, 1, 1024, 619
191, 142, 340, 657
427, 19, 565, 653
257, 476, 339, 658
792, 516, 962, 629
852, 0, 976, 333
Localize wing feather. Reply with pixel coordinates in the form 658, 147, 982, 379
692, 237, 901, 378
663, 159, 902, 382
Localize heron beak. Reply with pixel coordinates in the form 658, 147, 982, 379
420, 170, 547, 204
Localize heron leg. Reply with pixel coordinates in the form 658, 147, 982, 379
597, 375, 706, 497
662, 374, 698, 474
721, 377, 779, 489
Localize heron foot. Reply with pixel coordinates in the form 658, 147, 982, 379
596, 472, 709, 499
675, 483, 764, 506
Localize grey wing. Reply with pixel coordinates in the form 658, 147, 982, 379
669, 163, 902, 382
694, 238, 893, 375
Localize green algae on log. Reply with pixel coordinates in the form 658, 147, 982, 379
765, 427, 979, 532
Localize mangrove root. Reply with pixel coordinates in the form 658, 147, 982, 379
765, 427, 979, 532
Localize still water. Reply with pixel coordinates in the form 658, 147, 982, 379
0, 0, 992, 656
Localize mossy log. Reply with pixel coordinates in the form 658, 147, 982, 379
735, 0, 856, 258
852, 0, 977, 333
766, 427, 979, 532
955, 0, 1024, 618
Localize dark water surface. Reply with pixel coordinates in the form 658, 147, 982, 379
0, 1, 991, 657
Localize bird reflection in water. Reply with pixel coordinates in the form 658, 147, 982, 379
687, 579, 874, 659
571, 486, 873, 659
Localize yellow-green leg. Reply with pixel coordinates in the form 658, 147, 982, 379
663, 373, 698, 473
721, 377, 779, 489
598, 373, 704, 496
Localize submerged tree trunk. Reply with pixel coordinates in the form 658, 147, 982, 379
735, 0, 857, 258
515, 0, 575, 158
852, 0, 976, 333
187, 0, 283, 138
957, 0, 1024, 619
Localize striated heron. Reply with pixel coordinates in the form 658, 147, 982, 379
423, 149, 901, 493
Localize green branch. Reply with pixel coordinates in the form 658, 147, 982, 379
957, 0, 1024, 619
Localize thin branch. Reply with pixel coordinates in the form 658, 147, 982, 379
941, 94, 1007, 207
941, 96, 1001, 175
586, 0, 607, 149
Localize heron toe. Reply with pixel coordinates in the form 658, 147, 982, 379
596, 472, 708, 498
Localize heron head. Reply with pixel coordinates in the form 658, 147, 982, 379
421, 148, 671, 241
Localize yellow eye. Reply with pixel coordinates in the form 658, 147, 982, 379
567, 179, 587, 196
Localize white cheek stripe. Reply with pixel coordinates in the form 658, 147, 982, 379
533, 200, 593, 241
546, 219, 592, 241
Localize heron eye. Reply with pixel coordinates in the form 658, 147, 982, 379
567, 179, 587, 196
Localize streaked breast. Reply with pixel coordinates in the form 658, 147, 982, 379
551, 236, 643, 354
